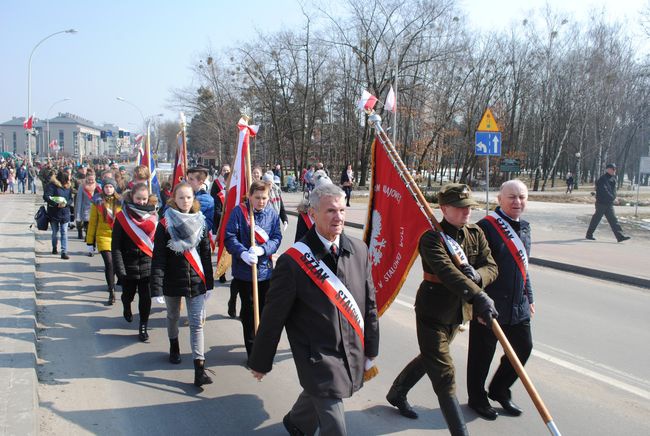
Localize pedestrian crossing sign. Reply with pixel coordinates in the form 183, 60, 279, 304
477, 108, 499, 132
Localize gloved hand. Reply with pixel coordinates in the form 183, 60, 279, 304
249, 246, 264, 256
472, 291, 498, 325
86, 244, 94, 257
204, 290, 213, 301
240, 251, 258, 266
459, 263, 481, 285
153, 296, 165, 304
282, 221, 288, 232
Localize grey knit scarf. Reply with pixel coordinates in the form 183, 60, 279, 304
164, 207, 205, 254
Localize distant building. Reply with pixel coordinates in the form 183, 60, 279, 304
0, 113, 128, 159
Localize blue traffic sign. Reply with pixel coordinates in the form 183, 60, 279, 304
475, 132, 501, 156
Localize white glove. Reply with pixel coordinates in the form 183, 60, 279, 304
249, 246, 264, 256
364, 357, 376, 371
283, 221, 288, 232
87, 245, 94, 254
204, 290, 213, 301
154, 296, 165, 304
240, 251, 258, 266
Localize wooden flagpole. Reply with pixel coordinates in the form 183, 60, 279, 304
146, 122, 152, 194
241, 115, 260, 332
367, 110, 561, 436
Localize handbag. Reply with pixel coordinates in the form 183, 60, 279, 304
35, 205, 49, 231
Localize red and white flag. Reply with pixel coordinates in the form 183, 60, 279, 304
48, 139, 59, 150
384, 86, 396, 113
357, 90, 378, 111
363, 137, 433, 315
134, 134, 144, 144
216, 117, 259, 266
23, 114, 34, 130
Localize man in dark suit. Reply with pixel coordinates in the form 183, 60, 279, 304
249, 183, 380, 436
469, 180, 534, 420
586, 163, 630, 242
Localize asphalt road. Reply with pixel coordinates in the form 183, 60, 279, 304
36, 216, 650, 435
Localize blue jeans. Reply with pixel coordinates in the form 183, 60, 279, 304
51, 220, 69, 253
28, 179, 36, 194
165, 295, 206, 360
17, 180, 26, 194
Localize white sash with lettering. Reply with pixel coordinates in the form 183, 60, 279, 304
485, 211, 528, 284
286, 241, 365, 345
440, 232, 469, 265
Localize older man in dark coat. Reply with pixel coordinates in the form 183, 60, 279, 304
249, 183, 379, 436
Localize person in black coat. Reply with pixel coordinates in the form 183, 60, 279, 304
469, 180, 534, 421
43, 170, 73, 259
112, 183, 158, 342
586, 163, 630, 242
340, 164, 354, 207
150, 182, 214, 387
249, 183, 379, 436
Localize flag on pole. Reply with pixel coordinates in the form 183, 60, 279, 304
140, 124, 160, 197
48, 139, 59, 150
172, 112, 188, 190
216, 117, 259, 269
363, 138, 433, 315
23, 114, 34, 130
384, 86, 396, 113
357, 90, 378, 111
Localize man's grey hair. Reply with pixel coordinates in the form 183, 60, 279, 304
309, 183, 345, 210
499, 179, 527, 194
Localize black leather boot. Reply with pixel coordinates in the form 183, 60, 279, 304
386, 358, 425, 419
193, 359, 213, 387
138, 322, 149, 342
169, 338, 181, 364
438, 395, 469, 436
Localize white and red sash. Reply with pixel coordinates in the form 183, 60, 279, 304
209, 230, 217, 252
286, 241, 365, 346
160, 218, 206, 285
239, 203, 270, 244
83, 185, 99, 202
300, 212, 314, 230
484, 211, 528, 285
97, 203, 115, 228
439, 232, 469, 265
116, 210, 155, 257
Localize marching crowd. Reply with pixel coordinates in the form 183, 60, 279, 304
23, 153, 541, 436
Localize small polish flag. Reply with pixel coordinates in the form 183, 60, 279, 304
49, 139, 59, 150
134, 134, 144, 144
385, 86, 396, 113
23, 114, 34, 130
357, 90, 378, 111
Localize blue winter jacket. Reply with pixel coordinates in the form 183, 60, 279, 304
477, 207, 533, 325
195, 189, 215, 232
43, 176, 73, 223
225, 202, 282, 282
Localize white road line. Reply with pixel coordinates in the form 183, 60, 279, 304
392, 297, 650, 401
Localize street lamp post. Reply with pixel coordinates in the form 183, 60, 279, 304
26, 29, 77, 163
46, 97, 71, 159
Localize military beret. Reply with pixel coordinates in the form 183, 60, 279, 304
438, 183, 479, 207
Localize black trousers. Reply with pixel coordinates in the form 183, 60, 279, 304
587, 202, 624, 239
100, 251, 115, 290
121, 277, 152, 323
232, 278, 270, 357
467, 319, 532, 405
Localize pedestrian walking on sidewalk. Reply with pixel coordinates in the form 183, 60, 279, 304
224, 180, 282, 359
586, 163, 631, 242
17, 164, 27, 194
44, 170, 73, 259
28, 164, 37, 194
150, 182, 214, 387
7, 168, 15, 194
385, 183, 498, 435
75, 169, 101, 241
112, 183, 158, 342
340, 164, 354, 207
87, 179, 122, 305
565, 172, 574, 194
248, 183, 379, 436
468, 180, 534, 421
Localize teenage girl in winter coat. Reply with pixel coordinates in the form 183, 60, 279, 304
150, 182, 214, 387
112, 183, 158, 342
44, 170, 73, 259
86, 178, 122, 305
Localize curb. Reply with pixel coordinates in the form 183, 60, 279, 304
286, 210, 649, 289
0, 197, 39, 436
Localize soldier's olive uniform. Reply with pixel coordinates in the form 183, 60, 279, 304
387, 184, 498, 436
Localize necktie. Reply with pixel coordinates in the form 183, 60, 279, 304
330, 244, 338, 258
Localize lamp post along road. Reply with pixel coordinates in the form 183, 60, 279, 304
26, 29, 77, 163
46, 98, 71, 159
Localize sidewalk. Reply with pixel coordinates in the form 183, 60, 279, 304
0, 194, 39, 435
282, 191, 650, 289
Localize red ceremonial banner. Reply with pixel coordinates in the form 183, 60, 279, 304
363, 138, 432, 316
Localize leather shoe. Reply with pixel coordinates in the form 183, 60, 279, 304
282, 413, 305, 436
489, 395, 522, 416
617, 235, 631, 242
585, 235, 596, 240
386, 392, 418, 419
469, 403, 498, 420
227, 299, 236, 318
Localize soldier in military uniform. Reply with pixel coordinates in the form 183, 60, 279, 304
385, 183, 499, 436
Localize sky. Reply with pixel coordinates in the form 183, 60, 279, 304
1, 0, 647, 133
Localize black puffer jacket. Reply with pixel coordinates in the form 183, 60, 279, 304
43, 176, 72, 223
150, 206, 214, 298
112, 194, 159, 280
